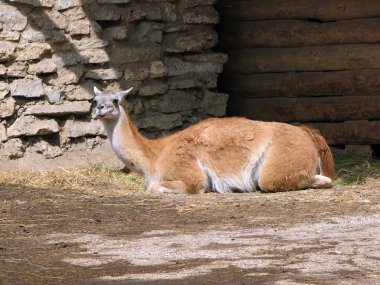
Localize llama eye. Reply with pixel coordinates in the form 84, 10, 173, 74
93, 99, 98, 104
112, 98, 119, 105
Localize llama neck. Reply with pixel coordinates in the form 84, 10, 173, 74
102, 109, 157, 177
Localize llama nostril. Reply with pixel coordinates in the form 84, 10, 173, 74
97, 105, 105, 110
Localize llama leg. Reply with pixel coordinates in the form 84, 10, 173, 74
258, 128, 318, 192
150, 178, 206, 194
150, 181, 190, 194
311, 175, 333, 189
258, 153, 317, 192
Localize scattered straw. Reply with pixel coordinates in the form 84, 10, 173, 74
0, 163, 145, 194
333, 148, 380, 186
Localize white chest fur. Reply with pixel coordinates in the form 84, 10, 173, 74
111, 127, 142, 174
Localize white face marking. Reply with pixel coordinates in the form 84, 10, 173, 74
93, 94, 120, 121
93, 87, 133, 121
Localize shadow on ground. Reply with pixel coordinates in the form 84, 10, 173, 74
0, 184, 379, 284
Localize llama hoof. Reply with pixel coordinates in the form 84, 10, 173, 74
312, 175, 333, 189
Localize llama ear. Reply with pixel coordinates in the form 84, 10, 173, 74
117, 87, 134, 101
94, 86, 102, 96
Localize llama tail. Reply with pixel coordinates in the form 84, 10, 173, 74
300, 126, 335, 179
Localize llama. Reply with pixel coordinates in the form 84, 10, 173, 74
93, 87, 334, 194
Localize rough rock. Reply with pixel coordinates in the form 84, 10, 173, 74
62, 118, 105, 138
163, 23, 189, 34
150, 61, 167, 78
85, 68, 123, 80
161, 90, 199, 113
0, 30, 20, 41
11, 78, 44, 98
183, 7, 219, 24
1, 138, 25, 159
53, 52, 82, 68
25, 101, 92, 116
64, 84, 95, 101
139, 81, 168, 96
8, 115, 59, 137
0, 82, 9, 100
62, 6, 86, 21
199, 92, 229, 117
130, 22, 163, 43
16, 43, 51, 61
138, 113, 182, 131
0, 41, 15, 61
164, 57, 223, 76
0, 82, 8, 91
7, 62, 26, 77
0, 97, 16, 118
123, 6, 145, 22
32, 140, 63, 159
69, 19, 90, 35
0, 4, 28, 31
8, 0, 54, 7
98, 0, 131, 3
103, 26, 130, 40
21, 27, 48, 43
202, 73, 218, 88
45, 10, 69, 30
138, 3, 176, 22
0, 123, 7, 142
111, 45, 161, 64
183, 0, 217, 8
0, 87, 9, 101
54, 0, 80, 11
84, 3, 122, 21
28, 58, 57, 74
163, 27, 218, 52
46, 90, 62, 103
167, 75, 203, 89
0, 64, 5, 76
168, 73, 218, 89
79, 49, 110, 64
72, 38, 108, 50
132, 99, 144, 115
28, 10, 68, 31
124, 65, 150, 81
51, 66, 84, 85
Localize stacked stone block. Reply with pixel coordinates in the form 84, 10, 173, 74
0, 0, 228, 160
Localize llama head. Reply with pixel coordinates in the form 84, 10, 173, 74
93, 86, 133, 121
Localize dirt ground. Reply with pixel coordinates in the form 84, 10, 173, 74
0, 183, 379, 285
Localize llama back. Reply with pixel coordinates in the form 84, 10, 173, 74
157, 118, 275, 193
300, 126, 335, 179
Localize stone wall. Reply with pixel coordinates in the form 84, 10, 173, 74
0, 0, 228, 163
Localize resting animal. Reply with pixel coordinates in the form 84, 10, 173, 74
93, 87, 334, 194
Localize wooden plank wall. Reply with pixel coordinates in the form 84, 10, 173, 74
217, 0, 380, 151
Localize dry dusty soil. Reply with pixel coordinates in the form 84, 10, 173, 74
0, 184, 379, 285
